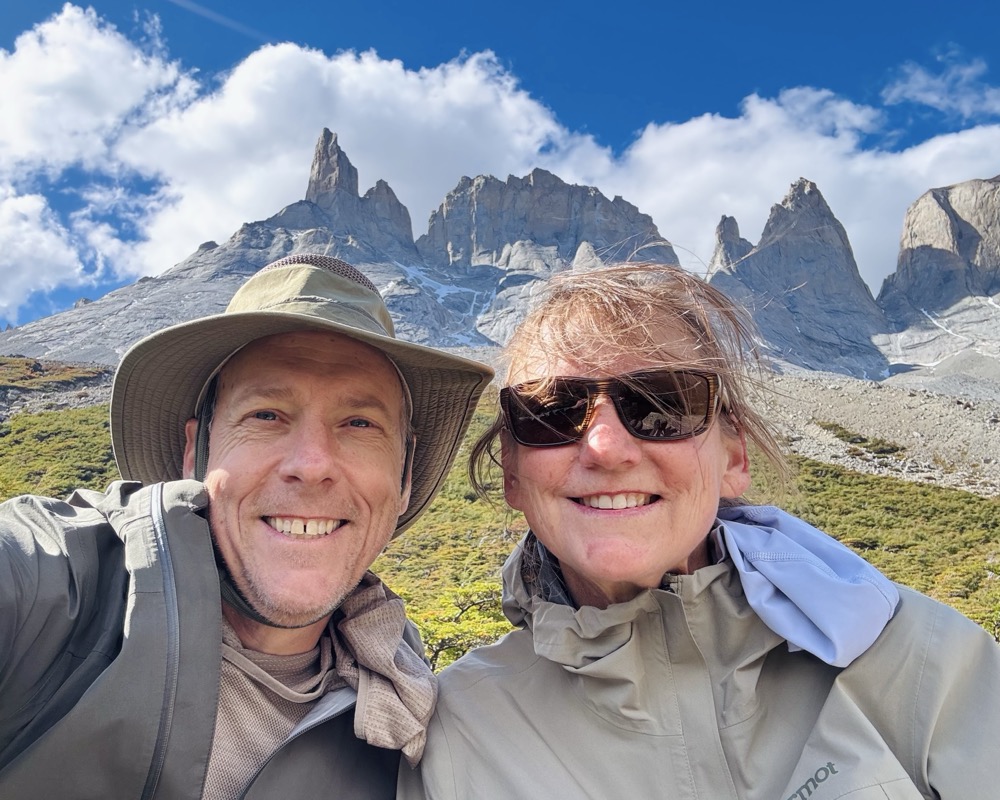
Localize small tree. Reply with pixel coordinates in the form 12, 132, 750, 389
411, 582, 512, 670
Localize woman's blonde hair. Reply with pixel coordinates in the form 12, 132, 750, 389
469, 263, 787, 497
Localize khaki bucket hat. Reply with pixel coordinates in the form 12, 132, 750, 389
110, 253, 494, 535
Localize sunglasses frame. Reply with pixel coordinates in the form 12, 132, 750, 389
499, 369, 723, 448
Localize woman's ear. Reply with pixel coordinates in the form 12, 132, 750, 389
500, 431, 524, 511
721, 426, 751, 498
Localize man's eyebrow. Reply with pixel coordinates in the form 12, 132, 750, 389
226, 383, 396, 416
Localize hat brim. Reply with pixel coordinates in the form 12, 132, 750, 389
110, 309, 493, 535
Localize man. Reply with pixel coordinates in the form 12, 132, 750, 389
0, 253, 493, 798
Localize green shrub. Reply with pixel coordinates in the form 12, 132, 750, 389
2, 395, 998, 666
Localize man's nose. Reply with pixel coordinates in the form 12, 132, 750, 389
279, 420, 340, 484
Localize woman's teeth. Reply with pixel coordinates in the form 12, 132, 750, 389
578, 493, 652, 510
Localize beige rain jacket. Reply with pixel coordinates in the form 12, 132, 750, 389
400, 532, 1000, 799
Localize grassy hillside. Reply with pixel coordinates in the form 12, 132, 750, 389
0, 356, 106, 390
0, 405, 117, 499
1, 385, 997, 668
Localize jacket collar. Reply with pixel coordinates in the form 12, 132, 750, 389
504, 505, 899, 670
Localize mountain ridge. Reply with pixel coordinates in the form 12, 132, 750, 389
2, 129, 1000, 382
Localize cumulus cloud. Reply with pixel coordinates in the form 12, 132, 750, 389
882, 54, 1000, 119
544, 90, 1000, 290
113, 43, 586, 275
0, 185, 84, 323
0, 5, 193, 176
3, 4, 1000, 326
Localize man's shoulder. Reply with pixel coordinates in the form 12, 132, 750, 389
0, 491, 108, 555
0, 479, 205, 566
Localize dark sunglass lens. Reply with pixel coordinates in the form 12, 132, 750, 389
620, 372, 712, 439
505, 381, 590, 445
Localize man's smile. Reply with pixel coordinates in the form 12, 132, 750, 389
264, 516, 345, 537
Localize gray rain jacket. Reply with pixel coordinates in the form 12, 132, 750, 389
400, 510, 1000, 799
0, 480, 402, 798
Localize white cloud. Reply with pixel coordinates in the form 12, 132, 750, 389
883, 55, 1000, 119
0, 185, 84, 324
539, 90, 1000, 293
0, 4, 192, 177
4, 4, 1000, 326
112, 44, 581, 274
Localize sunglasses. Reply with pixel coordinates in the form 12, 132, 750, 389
499, 369, 722, 447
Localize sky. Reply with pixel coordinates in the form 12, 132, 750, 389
2, 1, 1000, 327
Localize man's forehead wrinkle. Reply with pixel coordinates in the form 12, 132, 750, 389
223, 378, 398, 416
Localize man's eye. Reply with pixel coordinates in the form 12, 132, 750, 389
252, 410, 278, 421
349, 418, 372, 428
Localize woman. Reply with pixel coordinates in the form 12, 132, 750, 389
399, 264, 1000, 799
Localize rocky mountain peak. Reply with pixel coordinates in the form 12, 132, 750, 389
304, 128, 359, 210
710, 215, 753, 271
708, 178, 888, 376
878, 175, 1000, 327
758, 178, 843, 250
297, 129, 416, 261
5, 129, 1000, 381
417, 168, 677, 273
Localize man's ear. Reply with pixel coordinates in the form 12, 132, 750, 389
399, 435, 415, 511
182, 418, 199, 479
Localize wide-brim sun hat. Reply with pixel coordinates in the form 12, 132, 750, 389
110, 253, 494, 535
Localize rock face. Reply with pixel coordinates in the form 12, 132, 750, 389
0, 129, 676, 362
417, 169, 677, 272
879, 176, 1000, 323
416, 168, 678, 343
873, 177, 1000, 369
708, 179, 889, 377
3, 129, 1000, 382
302, 129, 417, 262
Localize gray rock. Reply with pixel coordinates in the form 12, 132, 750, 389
0, 129, 675, 360
879, 176, 1000, 324
707, 179, 889, 378
4, 128, 1000, 387
873, 176, 1000, 370
416, 168, 678, 272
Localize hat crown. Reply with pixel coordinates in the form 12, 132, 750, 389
227, 254, 395, 337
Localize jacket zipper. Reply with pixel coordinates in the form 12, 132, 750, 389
140, 483, 181, 800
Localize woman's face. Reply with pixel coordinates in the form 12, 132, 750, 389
502, 351, 750, 608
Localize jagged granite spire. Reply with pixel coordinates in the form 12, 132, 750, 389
710, 215, 753, 270
708, 178, 889, 377
286, 129, 417, 261
305, 129, 359, 209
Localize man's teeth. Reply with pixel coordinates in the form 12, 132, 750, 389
580, 493, 652, 510
266, 517, 341, 537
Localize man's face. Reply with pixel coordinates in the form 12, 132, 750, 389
183, 330, 411, 631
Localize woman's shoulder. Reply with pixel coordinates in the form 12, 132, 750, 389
890, 584, 993, 639
436, 626, 548, 696
855, 583, 998, 676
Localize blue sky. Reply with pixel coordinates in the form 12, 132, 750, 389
2, 0, 1000, 327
